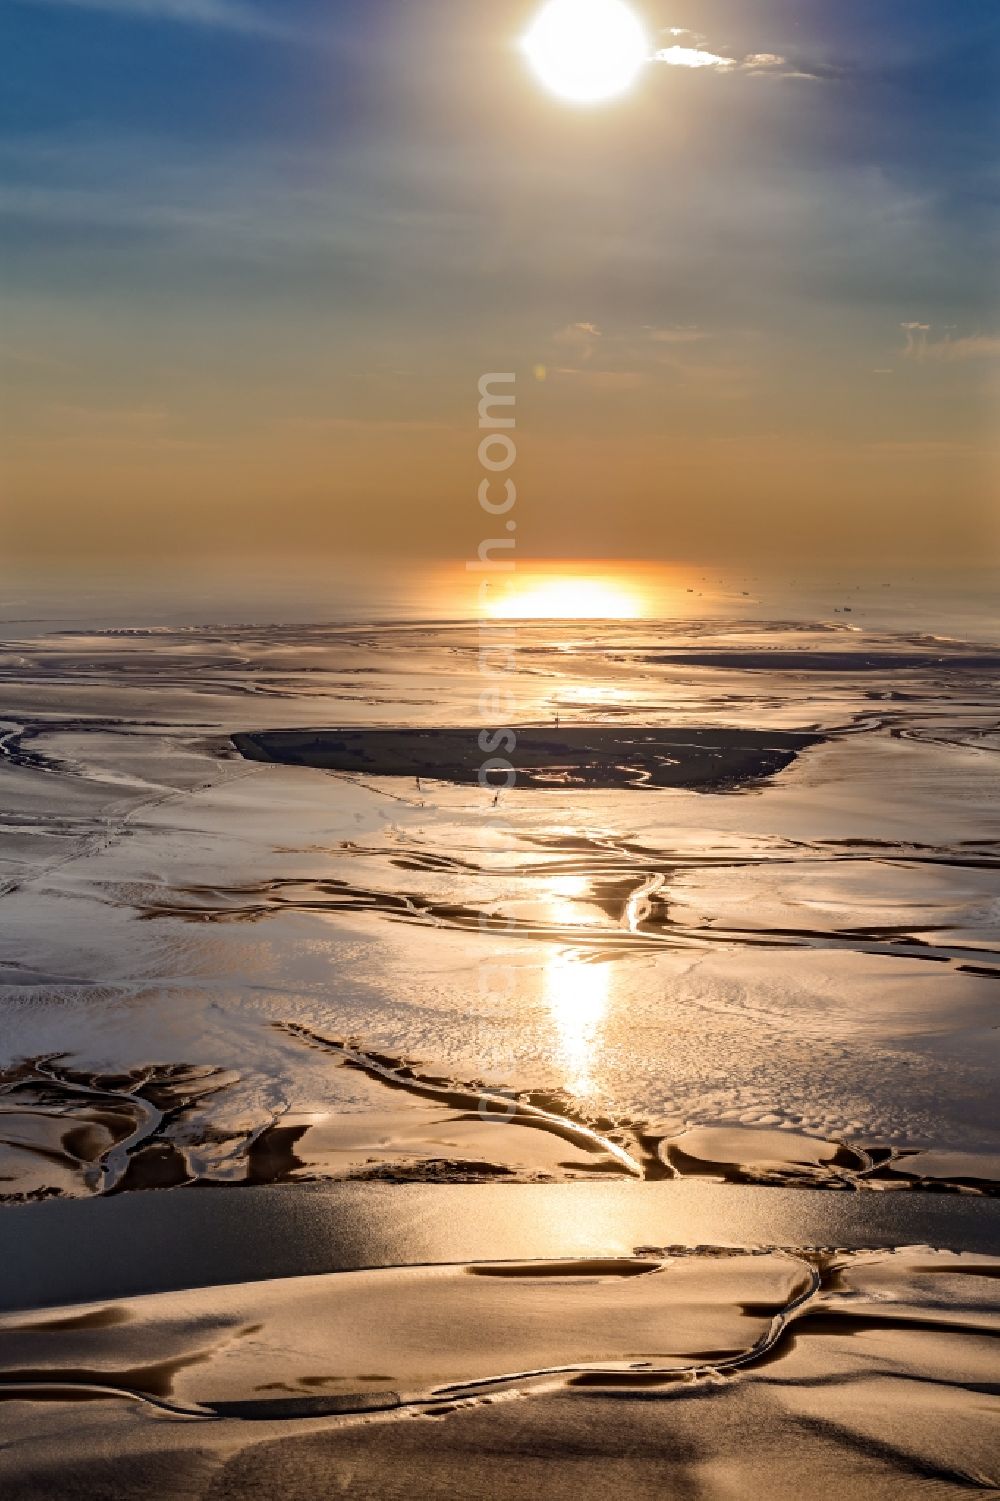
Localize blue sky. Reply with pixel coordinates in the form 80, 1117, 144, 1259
2, 0, 997, 566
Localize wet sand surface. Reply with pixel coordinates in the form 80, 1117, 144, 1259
0, 617, 997, 1194
0, 1219, 997, 1499
1, 609, 998, 1494
5, 1036, 999, 1202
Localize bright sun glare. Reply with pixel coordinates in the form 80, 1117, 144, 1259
523, 0, 649, 104
485, 577, 641, 619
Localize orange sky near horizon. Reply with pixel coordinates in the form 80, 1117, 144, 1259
2, 0, 998, 573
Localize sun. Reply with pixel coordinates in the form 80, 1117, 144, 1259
484, 576, 641, 619
523, 0, 649, 104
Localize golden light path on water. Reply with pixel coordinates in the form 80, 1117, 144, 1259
543, 874, 610, 1097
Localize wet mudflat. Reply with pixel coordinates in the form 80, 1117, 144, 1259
1, 611, 998, 1495
0, 1223, 997, 1499
1, 616, 998, 1199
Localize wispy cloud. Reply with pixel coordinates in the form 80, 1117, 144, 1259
901, 321, 931, 358
554, 321, 601, 340
552, 368, 643, 392
279, 416, 456, 436
654, 29, 828, 81
655, 45, 736, 71
646, 325, 709, 345
863, 439, 979, 457
552, 322, 602, 360
902, 324, 1000, 362
13, 0, 293, 37
545, 321, 751, 400
924, 333, 1000, 362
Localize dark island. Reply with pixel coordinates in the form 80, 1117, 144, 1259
232, 726, 825, 792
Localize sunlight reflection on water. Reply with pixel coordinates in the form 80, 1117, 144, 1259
544, 875, 611, 1096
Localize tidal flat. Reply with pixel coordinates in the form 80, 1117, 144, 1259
1, 610, 998, 1494
1, 1226, 998, 1498
2, 615, 998, 1196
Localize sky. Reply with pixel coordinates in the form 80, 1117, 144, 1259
1, 0, 998, 575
